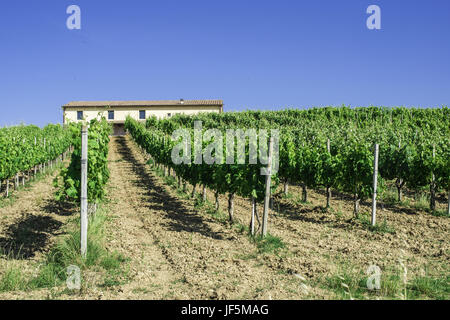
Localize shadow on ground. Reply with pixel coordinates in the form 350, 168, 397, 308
0, 214, 64, 259
114, 136, 224, 240
42, 198, 76, 217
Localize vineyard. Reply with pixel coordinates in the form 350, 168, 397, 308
0, 119, 111, 204
0, 124, 71, 197
125, 106, 450, 223
0, 107, 448, 300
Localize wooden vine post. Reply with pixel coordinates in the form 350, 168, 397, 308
22, 138, 26, 186
34, 137, 37, 177
202, 185, 207, 202
43, 138, 46, 172
262, 137, 274, 237
283, 178, 289, 196
326, 138, 331, 208
250, 197, 256, 236
430, 144, 436, 212
447, 189, 450, 217
228, 193, 235, 222
163, 136, 167, 177
14, 173, 19, 190
49, 141, 52, 170
371, 143, 379, 227
80, 125, 88, 258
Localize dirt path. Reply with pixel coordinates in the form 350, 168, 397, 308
98, 136, 309, 299
92, 136, 190, 299
0, 166, 77, 300
0, 168, 72, 263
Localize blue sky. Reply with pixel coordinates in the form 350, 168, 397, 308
0, 0, 449, 126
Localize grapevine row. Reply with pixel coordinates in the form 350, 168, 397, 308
138, 106, 449, 217
55, 118, 111, 205
0, 124, 71, 196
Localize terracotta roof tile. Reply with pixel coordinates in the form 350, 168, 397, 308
63, 100, 223, 108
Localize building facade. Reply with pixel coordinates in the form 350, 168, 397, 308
62, 99, 224, 135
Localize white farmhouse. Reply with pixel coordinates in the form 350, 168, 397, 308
62, 99, 223, 135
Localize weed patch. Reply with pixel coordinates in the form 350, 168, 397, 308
356, 214, 395, 234
0, 266, 28, 292
250, 234, 285, 254
0, 204, 129, 292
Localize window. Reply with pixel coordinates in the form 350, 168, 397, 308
77, 111, 83, 120
139, 110, 146, 120
167, 113, 172, 117
108, 110, 114, 120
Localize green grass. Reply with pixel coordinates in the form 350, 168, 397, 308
407, 192, 448, 217
193, 195, 206, 209
381, 186, 399, 204
30, 206, 128, 289
100, 252, 128, 271
163, 175, 177, 188
0, 193, 18, 209
410, 192, 430, 211
250, 233, 286, 254
380, 186, 448, 218
0, 202, 128, 292
321, 261, 403, 300
100, 262, 130, 288
177, 189, 191, 200
430, 209, 449, 218
154, 167, 164, 177
205, 207, 228, 223
171, 180, 193, 200
321, 261, 449, 300
324, 271, 399, 300
193, 196, 229, 223
292, 196, 311, 206
370, 219, 396, 234
334, 208, 344, 219
407, 276, 450, 300
233, 222, 249, 234
324, 272, 449, 300
0, 266, 28, 292
356, 214, 395, 234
